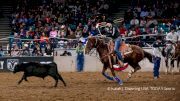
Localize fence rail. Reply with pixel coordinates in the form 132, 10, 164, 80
0, 34, 165, 57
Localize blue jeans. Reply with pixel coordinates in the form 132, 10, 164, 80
76, 53, 84, 72
114, 37, 123, 61
153, 57, 161, 77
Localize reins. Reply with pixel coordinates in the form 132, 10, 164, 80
88, 37, 114, 67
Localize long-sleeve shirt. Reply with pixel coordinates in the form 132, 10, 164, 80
166, 32, 178, 43
152, 41, 163, 58
177, 30, 180, 41
76, 45, 84, 55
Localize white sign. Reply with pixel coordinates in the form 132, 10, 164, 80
7, 59, 19, 71
0, 61, 4, 69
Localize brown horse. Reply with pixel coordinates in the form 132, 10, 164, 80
85, 36, 153, 85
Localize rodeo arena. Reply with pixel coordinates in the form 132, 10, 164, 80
0, 0, 180, 101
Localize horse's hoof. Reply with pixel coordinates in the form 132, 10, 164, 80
118, 82, 123, 85
125, 78, 130, 82
119, 83, 123, 86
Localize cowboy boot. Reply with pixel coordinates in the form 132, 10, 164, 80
118, 60, 128, 68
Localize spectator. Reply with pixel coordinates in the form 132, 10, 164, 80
11, 44, 20, 56
130, 17, 139, 26
128, 27, 136, 37
134, 26, 141, 36
139, 17, 147, 28
67, 30, 76, 39
21, 43, 30, 56
119, 25, 128, 37
32, 43, 42, 56
22, 31, 32, 43
140, 9, 149, 18
44, 43, 53, 56
152, 26, 159, 34
28, 27, 35, 38
40, 32, 49, 48
19, 28, 26, 38
149, 9, 156, 18
146, 17, 158, 28
75, 26, 82, 38
13, 32, 22, 48
58, 25, 67, 38
49, 27, 58, 38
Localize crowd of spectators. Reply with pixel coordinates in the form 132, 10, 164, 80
9, 0, 113, 56
121, 0, 180, 46
5, 0, 180, 56
123, 0, 179, 35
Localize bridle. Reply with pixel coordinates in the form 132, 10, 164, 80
88, 37, 102, 57
87, 37, 111, 61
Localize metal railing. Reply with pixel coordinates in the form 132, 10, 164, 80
0, 34, 165, 57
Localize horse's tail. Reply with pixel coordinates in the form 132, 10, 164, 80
143, 50, 153, 63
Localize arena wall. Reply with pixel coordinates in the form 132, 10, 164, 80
54, 49, 179, 72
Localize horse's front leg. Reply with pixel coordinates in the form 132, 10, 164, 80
165, 58, 169, 74
178, 57, 180, 72
109, 67, 123, 85
170, 59, 175, 75
102, 66, 114, 81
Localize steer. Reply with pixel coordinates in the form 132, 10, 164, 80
13, 62, 66, 87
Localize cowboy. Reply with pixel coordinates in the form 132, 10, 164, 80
165, 27, 178, 55
106, 22, 128, 68
177, 26, 180, 43
76, 40, 85, 72
152, 37, 163, 79
166, 27, 178, 43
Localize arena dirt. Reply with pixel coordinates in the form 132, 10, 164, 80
0, 72, 179, 101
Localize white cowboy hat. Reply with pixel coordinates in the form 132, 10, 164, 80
61, 25, 65, 29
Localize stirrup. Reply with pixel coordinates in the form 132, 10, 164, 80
113, 63, 129, 71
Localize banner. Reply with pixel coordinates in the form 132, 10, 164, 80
0, 56, 54, 72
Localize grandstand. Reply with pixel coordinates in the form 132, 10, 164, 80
0, 0, 179, 56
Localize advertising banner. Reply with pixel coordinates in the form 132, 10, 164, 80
0, 57, 54, 72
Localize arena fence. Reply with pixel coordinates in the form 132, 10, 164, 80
0, 34, 166, 56
0, 34, 173, 72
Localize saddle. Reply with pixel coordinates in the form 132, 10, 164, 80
119, 42, 133, 56
109, 41, 133, 57
108, 40, 131, 71
108, 41, 133, 58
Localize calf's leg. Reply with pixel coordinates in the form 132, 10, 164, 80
49, 74, 59, 87
58, 73, 66, 86
18, 74, 27, 84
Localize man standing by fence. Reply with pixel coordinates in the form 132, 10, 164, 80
76, 40, 85, 72
152, 37, 163, 79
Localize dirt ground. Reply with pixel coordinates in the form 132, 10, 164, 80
0, 71, 179, 101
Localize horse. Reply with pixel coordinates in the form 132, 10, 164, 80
162, 42, 180, 74
173, 43, 180, 72
85, 36, 153, 85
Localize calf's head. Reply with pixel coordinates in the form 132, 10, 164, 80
13, 64, 23, 73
